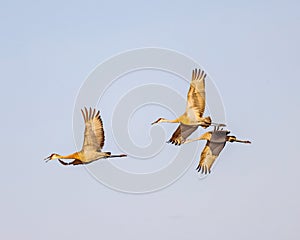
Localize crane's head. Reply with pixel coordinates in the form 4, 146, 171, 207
151, 118, 166, 125
44, 153, 61, 162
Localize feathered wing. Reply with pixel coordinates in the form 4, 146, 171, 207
81, 107, 105, 151
196, 145, 218, 174
168, 124, 198, 145
196, 133, 227, 174
185, 68, 206, 122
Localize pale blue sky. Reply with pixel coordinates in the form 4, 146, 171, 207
1, 0, 300, 239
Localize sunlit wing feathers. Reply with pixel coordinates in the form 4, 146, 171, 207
168, 124, 198, 145
81, 107, 105, 151
196, 145, 218, 174
185, 68, 206, 121
196, 130, 228, 174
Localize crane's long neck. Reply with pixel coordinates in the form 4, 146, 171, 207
184, 132, 211, 144
161, 118, 180, 123
58, 152, 80, 159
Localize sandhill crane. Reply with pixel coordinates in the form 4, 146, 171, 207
151, 68, 224, 145
184, 127, 251, 174
44, 107, 127, 165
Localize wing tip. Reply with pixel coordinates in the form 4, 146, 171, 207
196, 164, 211, 174
167, 139, 182, 146
192, 68, 207, 81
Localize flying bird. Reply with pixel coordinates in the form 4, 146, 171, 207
151, 68, 224, 145
44, 107, 127, 165
184, 127, 251, 174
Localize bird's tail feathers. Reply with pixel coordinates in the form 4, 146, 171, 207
201, 116, 211, 128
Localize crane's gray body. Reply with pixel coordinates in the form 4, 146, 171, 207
208, 130, 229, 156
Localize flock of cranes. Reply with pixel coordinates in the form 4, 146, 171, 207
45, 68, 251, 174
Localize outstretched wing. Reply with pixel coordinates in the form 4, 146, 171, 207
81, 107, 105, 151
196, 131, 228, 174
168, 124, 198, 145
196, 145, 218, 174
185, 69, 206, 121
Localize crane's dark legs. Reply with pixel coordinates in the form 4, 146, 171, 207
107, 154, 127, 158
234, 139, 251, 144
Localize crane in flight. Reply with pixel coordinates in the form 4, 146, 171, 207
184, 126, 251, 174
151, 68, 224, 145
44, 107, 127, 165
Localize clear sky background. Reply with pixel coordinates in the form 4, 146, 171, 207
1, 0, 300, 239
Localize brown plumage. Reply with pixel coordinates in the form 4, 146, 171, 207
44, 107, 127, 165
152, 69, 224, 145
167, 124, 198, 145
184, 129, 251, 174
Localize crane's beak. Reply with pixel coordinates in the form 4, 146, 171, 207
151, 120, 159, 125
44, 156, 51, 162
